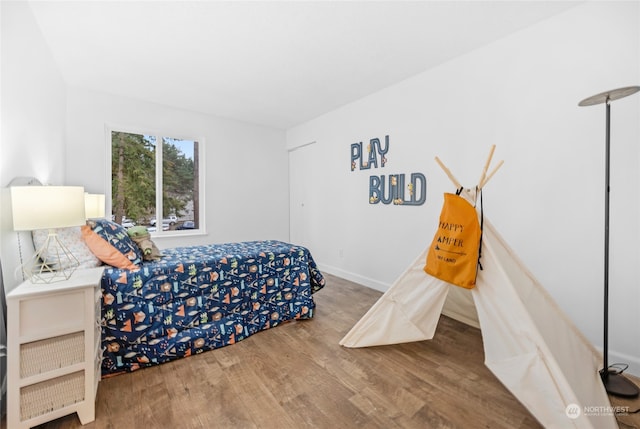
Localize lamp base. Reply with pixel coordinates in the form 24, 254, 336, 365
601, 369, 640, 397
21, 231, 80, 284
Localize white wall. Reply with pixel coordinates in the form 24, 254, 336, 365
287, 2, 640, 374
65, 88, 289, 250
1, 2, 290, 291
0, 1, 67, 292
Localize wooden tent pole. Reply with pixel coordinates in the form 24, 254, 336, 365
434, 156, 462, 189
436, 147, 503, 191
480, 159, 504, 189
477, 145, 496, 189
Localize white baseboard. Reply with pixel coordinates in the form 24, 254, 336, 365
602, 348, 640, 378
316, 263, 390, 293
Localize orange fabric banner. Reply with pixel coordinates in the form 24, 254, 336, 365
424, 193, 481, 289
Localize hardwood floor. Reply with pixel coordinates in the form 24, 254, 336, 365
4, 273, 640, 428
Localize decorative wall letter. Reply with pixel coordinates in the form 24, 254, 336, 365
351, 135, 426, 206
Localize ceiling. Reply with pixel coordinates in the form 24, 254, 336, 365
28, 1, 581, 130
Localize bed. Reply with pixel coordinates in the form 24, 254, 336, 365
19, 214, 325, 377
99, 238, 325, 376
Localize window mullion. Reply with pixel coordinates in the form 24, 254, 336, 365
155, 135, 163, 232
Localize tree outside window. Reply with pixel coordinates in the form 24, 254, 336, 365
111, 131, 201, 232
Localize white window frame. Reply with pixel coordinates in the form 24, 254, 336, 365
105, 124, 206, 236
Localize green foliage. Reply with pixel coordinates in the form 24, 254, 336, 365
162, 138, 195, 218
112, 132, 155, 224
112, 132, 196, 224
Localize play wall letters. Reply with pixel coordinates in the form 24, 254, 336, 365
350, 135, 426, 205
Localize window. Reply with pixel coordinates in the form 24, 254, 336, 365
110, 130, 203, 234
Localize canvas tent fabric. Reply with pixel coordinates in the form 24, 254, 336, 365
340, 217, 616, 429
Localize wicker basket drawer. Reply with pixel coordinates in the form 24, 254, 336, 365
20, 371, 85, 421
20, 332, 84, 378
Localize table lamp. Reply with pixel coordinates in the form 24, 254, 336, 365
84, 193, 105, 219
10, 186, 86, 283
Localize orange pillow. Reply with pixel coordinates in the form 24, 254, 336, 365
81, 225, 138, 270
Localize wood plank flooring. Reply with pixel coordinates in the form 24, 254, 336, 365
3, 273, 640, 428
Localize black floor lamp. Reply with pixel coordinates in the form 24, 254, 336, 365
579, 85, 640, 397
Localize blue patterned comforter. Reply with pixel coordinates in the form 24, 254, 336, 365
100, 240, 325, 376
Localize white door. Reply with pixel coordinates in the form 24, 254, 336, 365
289, 142, 317, 247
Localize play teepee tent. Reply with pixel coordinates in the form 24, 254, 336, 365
340, 149, 617, 429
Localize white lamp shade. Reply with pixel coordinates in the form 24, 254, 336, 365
11, 186, 86, 231
85, 193, 105, 219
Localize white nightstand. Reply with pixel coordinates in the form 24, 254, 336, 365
6, 267, 104, 428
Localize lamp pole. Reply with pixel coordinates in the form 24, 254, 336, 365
579, 85, 640, 397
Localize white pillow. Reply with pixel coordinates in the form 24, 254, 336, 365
32, 226, 102, 269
